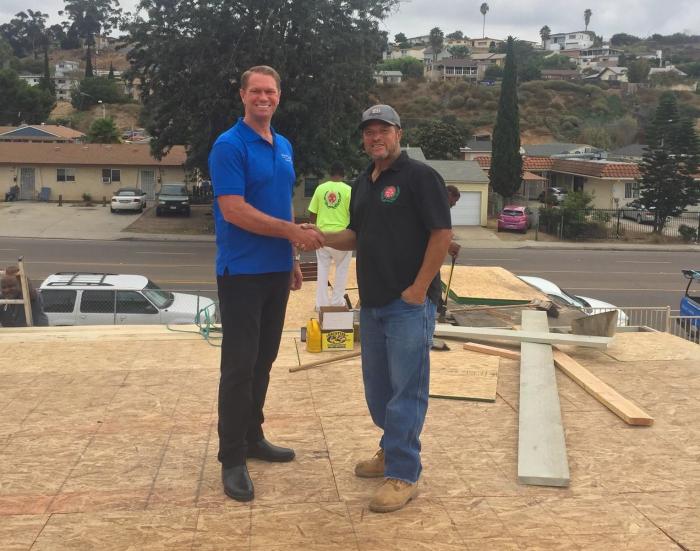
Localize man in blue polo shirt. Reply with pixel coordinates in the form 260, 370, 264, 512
208, 65, 324, 503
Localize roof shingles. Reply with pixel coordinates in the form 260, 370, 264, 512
0, 142, 187, 167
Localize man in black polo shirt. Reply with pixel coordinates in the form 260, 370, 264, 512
324, 104, 452, 512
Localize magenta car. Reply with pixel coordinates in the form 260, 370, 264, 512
497, 205, 532, 233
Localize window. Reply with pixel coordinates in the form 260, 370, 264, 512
102, 168, 121, 183
446, 67, 455, 75
40, 290, 77, 313
116, 291, 158, 314
624, 182, 640, 199
80, 290, 115, 314
304, 177, 319, 198
57, 168, 76, 182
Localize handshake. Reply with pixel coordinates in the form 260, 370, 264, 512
291, 223, 325, 251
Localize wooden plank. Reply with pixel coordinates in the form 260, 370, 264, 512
463, 341, 654, 426
435, 324, 612, 349
462, 341, 521, 360
429, 349, 499, 402
518, 311, 570, 487
552, 350, 654, 426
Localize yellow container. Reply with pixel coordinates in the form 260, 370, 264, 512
306, 318, 322, 353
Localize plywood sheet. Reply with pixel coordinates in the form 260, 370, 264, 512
604, 331, 699, 362
517, 311, 570, 487
435, 324, 612, 349
429, 348, 499, 402
439, 265, 549, 302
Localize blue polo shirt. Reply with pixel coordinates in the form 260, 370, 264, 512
209, 118, 295, 276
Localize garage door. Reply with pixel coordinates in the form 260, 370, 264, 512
450, 191, 481, 225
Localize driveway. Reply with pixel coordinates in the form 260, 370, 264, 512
0, 201, 140, 240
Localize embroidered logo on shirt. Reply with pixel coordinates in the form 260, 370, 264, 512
323, 190, 341, 209
281, 153, 293, 163
380, 185, 400, 204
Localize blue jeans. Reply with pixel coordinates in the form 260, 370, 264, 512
359, 297, 436, 483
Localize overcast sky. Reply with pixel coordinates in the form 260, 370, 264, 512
1, 0, 699, 45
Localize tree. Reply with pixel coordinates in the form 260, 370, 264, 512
539, 25, 551, 45
39, 44, 55, 96
0, 69, 55, 124
627, 59, 650, 83
610, 33, 641, 46
447, 45, 470, 58
108, 62, 114, 79
409, 120, 464, 159
0, 36, 14, 68
428, 27, 444, 63
377, 57, 423, 79
480, 3, 489, 38
59, 0, 121, 77
584, 9, 592, 31
126, 0, 397, 174
541, 54, 576, 70
637, 93, 700, 233
394, 32, 407, 44
484, 65, 503, 80
446, 30, 464, 40
87, 116, 120, 143
489, 36, 522, 201
71, 76, 127, 109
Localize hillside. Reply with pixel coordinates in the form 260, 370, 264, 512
372, 79, 700, 148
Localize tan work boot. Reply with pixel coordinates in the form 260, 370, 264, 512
354, 448, 385, 478
369, 478, 418, 513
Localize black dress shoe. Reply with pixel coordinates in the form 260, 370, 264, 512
222, 464, 254, 502
247, 438, 295, 462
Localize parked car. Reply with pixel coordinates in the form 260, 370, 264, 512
156, 183, 190, 216
110, 187, 147, 213
621, 201, 656, 224
39, 272, 216, 326
497, 205, 534, 233
517, 275, 629, 326
678, 269, 700, 339
537, 187, 568, 204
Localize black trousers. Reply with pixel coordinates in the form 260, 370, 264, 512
216, 271, 290, 467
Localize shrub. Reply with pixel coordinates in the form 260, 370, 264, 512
543, 80, 582, 93
465, 97, 479, 110
679, 224, 698, 242
447, 95, 465, 109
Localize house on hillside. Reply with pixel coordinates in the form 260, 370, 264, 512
578, 46, 622, 70
426, 58, 481, 81
475, 156, 552, 201
467, 37, 504, 52
521, 143, 597, 157
585, 66, 629, 83
382, 45, 425, 61
374, 71, 402, 85
544, 31, 594, 51
540, 69, 580, 81
0, 125, 85, 144
469, 53, 507, 67
0, 143, 188, 202
649, 65, 688, 78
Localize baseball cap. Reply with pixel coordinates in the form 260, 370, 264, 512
360, 104, 401, 129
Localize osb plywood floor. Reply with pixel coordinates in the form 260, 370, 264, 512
1, 318, 699, 549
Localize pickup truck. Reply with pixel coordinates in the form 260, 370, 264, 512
679, 269, 700, 339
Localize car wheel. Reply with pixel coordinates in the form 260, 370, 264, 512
110, 207, 115, 213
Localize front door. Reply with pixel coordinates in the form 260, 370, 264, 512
77, 290, 116, 325
19, 168, 35, 200
116, 291, 161, 325
141, 169, 156, 200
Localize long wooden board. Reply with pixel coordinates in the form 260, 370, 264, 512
464, 342, 654, 426
435, 324, 612, 349
551, 350, 654, 426
518, 311, 570, 487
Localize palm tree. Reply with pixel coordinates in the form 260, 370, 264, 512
480, 3, 489, 39
584, 9, 592, 31
539, 25, 551, 46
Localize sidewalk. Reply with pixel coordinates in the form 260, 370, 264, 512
1, 202, 699, 251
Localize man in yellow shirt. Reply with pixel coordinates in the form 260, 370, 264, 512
308, 163, 352, 309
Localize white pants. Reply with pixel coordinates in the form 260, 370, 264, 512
315, 246, 352, 309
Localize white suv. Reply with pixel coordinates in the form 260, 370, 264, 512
39, 273, 216, 326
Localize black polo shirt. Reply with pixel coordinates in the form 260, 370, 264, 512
349, 151, 452, 307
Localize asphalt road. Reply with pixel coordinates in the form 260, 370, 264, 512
0, 237, 694, 310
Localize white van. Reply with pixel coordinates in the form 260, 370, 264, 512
39, 273, 216, 326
